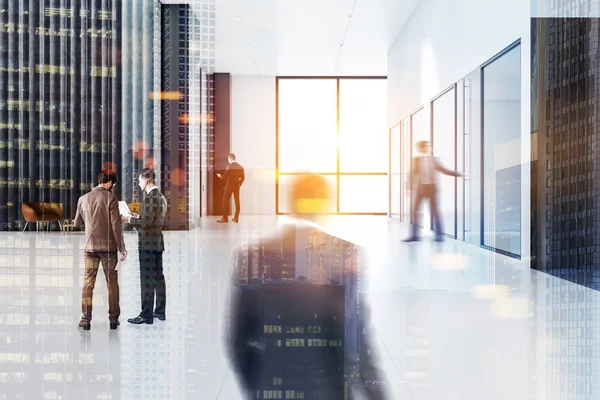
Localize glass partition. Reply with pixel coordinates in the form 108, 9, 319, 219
390, 124, 401, 219
482, 44, 521, 257
463, 71, 482, 247
402, 117, 411, 222
393, 41, 521, 257
431, 86, 457, 237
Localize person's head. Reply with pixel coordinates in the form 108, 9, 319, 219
138, 168, 156, 191
98, 170, 118, 192
418, 140, 432, 155
289, 174, 332, 222
228, 153, 236, 164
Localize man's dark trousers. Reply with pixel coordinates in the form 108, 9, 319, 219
223, 187, 240, 220
411, 183, 443, 239
139, 250, 166, 319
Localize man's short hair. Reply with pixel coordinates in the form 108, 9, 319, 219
98, 170, 118, 185
290, 174, 331, 215
139, 168, 156, 184
418, 140, 430, 152
228, 153, 236, 161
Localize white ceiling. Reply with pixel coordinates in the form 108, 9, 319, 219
215, 0, 422, 76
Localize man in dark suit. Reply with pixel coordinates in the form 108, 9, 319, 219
74, 170, 128, 331
217, 153, 244, 223
226, 174, 389, 399
122, 168, 168, 325
404, 140, 463, 242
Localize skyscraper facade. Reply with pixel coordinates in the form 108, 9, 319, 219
531, 17, 600, 290
155, 0, 216, 229
0, 1, 121, 230
161, 3, 207, 230
532, 17, 600, 399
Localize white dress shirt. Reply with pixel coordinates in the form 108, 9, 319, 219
420, 156, 436, 184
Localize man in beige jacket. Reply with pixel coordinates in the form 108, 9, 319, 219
74, 170, 128, 330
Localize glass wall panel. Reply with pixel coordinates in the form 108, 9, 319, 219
339, 79, 388, 172
463, 72, 482, 247
432, 87, 457, 237
390, 124, 401, 219
278, 174, 337, 214
277, 78, 387, 214
278, 79, 337, 173
482, 45, 521, 256
411, 108, 430, 228
402, 118, 411, 222
340, 175, 388, 213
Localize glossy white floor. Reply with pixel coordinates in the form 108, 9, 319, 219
1, 216, 599, 400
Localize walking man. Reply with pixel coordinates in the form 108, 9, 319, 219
227, 174, 390, 399
217, 153, 245, 223
74, 170, 127, 331
122, 168, 168, 325
404, 140, 463, 242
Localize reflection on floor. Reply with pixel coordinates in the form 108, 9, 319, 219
0, 216, 599, 399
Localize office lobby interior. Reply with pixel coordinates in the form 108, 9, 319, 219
1, 0, 600, 399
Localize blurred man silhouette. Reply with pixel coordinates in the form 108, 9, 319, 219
226, 174, 388, 399
74, 170, 127, 331
404, 140, 463, 242
217, 153, 245, 223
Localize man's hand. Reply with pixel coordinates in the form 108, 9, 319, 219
120, 250, 128, 262
121, 215, 130, 223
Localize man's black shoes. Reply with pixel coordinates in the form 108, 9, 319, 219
402, 237, 420, 242
127, 315, 153, 325
153, 313, 166, 321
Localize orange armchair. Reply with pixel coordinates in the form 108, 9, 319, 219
21, 202, 64, 232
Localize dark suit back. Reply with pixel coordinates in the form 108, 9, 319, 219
226, 224, 388, 399
223, 162, 245, 191
130, 188, 168, 251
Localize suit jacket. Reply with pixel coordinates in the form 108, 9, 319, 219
411, 155, 461, 189
220, 162, 245, 191
74, 187, 125, 253
129, 187, 168, 252
226, 224, 388, 399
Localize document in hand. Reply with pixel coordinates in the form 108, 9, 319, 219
118, 201, 132, 217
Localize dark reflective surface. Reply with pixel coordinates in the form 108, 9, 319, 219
531, 17, 600, 291
226, 222, 389, 399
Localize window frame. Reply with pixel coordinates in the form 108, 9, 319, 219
276, 76, 387, 215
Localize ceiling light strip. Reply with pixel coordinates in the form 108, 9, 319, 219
333, 0, 358, 74
237, 14, 261, 75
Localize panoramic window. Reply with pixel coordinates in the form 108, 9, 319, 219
277, 78, 387, 214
